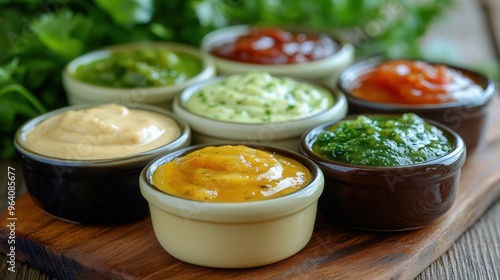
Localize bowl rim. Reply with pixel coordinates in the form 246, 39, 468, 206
200, 24, 354, 69
337, 57, 496, 109
62, 41, 216, 94
139, 143, 324, 221
172, 73, 348, 140
14, 103, 191, 166
299, 113, 466, 174
173, 74, 347, 126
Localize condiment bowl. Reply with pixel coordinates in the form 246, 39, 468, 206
201, 24, 354, 86
14, 103, 191, 224
139, 144, 324, 268
299, 114, 466, 231
172, 73, 348, 151
63, 42, 216, 109
338, 57, 496, 154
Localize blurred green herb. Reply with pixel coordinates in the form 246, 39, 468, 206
0, 0, 453, 160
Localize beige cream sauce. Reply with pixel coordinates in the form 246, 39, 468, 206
24, 104, 180, 160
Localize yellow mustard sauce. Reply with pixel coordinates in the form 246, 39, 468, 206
23, 104, 181, 160
152, 145, 312, 202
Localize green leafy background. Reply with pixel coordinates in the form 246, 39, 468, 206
0, 0, 475, 159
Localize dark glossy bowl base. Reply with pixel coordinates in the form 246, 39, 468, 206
317, 173, 458, 231
19, 156, 149, 225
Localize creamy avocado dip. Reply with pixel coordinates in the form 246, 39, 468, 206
184, 72, 334, 123
73, 49, 202, 88
312, 113, 453, 166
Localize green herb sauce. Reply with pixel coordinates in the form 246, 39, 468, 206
73, 49, 202, 88
312, 113, 453, 166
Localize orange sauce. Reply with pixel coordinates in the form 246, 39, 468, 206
152, 145, 312, 202
351, 60, 483, 104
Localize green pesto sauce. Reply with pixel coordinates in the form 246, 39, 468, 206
73, 49, 202, 88
312, 113, 453, 166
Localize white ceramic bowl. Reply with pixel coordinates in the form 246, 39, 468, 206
201, 24, 354, 87
172, 75, 348, 151
63, 42, 216, 109
139, 144, 324, 268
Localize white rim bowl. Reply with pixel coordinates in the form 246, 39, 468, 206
63, 42, 216, 108
201, 24, 354, 85
172, 75, 348, 146
139, 144, 324, 268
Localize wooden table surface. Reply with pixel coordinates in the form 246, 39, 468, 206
1, 0, 499, 279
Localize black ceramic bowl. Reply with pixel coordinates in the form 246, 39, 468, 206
299, 114, 466, 231
14, 103, 191, 224
338, 57, 496, 154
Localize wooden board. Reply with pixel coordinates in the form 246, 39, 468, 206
2, 96, 500, 280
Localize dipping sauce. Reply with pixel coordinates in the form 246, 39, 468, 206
312, 113, 453, 166
209, 27, 338, 64
152, 145, 312, 202
73, 49, 202, 88
351, 60, 484, 104
184, 72, 334, 123
24, 104, 181, 160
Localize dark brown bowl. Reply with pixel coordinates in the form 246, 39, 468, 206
338, 57, 496, 154
299, 115, 466, 231
14, 103, 191, 225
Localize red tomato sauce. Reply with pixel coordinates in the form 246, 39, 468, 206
351, 60, 484, 104
209, 27, 338, 64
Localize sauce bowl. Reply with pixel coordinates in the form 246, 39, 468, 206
338, 57, 496, 154
63, 42, 216, 109
299, 115, 466, 231
139, 144, 324, 268
14, 103, 191, 224
201, 24, 354, 87
173, 73, 348, 151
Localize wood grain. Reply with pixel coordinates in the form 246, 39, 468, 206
416, 199, 500, 280
1, 97, 499, 280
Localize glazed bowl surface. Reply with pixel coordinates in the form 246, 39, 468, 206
299, 114, 466, 231
139, 144, 324, 268
63, 41, 216, 109
14, 103, 191, 224
338, 57, 495, 154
